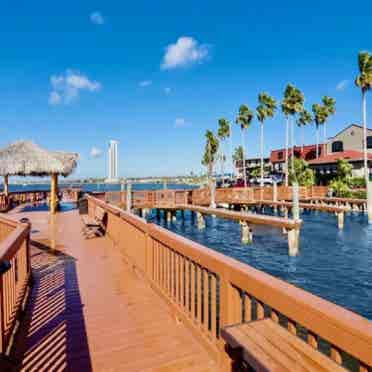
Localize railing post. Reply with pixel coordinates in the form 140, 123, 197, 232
0, 274, 5, 353
219, 278, 242, 371
145, 229, 153, 279
220, 278, 241, 328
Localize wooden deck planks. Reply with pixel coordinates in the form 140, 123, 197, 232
9, 207, 217, 371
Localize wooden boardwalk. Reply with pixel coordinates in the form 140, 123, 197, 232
8, 207, 217, 371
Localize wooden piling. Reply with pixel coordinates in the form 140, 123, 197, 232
337, 212, 344, 230
196, 212, 205, 229
288, 228, 300, 256
126, 181, 132, 212
240, 221, 253, 244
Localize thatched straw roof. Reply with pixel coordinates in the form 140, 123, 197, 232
0, 141, 79, 177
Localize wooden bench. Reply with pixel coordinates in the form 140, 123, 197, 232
221, 319, 346, 371
82, 206, 107, 239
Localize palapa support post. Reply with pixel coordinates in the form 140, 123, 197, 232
126, 180, 132, 212
240, 220, 253, 244
156, 208, 161, 220
50, 173, 58, 214
337, 212, 344, 230
367, 182, 372, 224
3, 175, 9, 197
196, 212, 205, 230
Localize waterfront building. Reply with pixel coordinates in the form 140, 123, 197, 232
309, 124, 372, 178
106, 140, 119, 183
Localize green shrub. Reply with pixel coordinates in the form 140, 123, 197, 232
329, 179, 351, 197
351, 190, 367, 199
349, 177, 366, 188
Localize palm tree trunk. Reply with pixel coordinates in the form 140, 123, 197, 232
229, 126, 234, 180
285, 116, 289, 186
241, 129, 247, 188
260, 122, 264, 188
301, 125, 304, 154
316, 124, 319, 159
362, 90, 368, 185
291, 116, 295, 178
220, 147, 225, 187
323, 122, 327, 156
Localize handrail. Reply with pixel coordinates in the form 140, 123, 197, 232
0, 224, 30, 262
148, 222, 372, 362
89, 196, 372, 369
0, 215, 31, 354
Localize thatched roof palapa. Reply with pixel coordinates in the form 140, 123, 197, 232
0, 141, 79, 177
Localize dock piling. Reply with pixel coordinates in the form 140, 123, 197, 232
126, 180, 132, 212
240, 221, 253, 244
196, 212, 206, 229
337, 212, 345, 230
292, 183, 300, 221
288, 228, 300, 256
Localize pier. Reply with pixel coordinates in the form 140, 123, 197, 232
0, 195, 371, 370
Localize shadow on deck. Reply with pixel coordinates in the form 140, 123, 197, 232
7, 207, 216, 372
11, 240, 92, 371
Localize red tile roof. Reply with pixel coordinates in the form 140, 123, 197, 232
308, 150, 372, 165
270, 144, 325, 163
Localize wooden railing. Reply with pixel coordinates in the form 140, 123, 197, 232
105, 190, 189, 209
104, 186, 329, 210
0, 187, 82, 212
0, 215, 31, 354
88, 195, 372, 371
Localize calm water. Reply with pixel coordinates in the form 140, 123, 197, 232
149, 209, 372, 320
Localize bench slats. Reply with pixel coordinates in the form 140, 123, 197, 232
222, 319, 346, 372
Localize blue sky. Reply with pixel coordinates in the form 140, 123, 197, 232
1, 0, 371, 178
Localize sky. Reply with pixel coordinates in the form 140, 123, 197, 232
1, 0, 371, 178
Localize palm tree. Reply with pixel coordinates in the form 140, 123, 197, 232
233, 146, 244, 174
312, 103, 327, 158
297, 109, 313, 153
282, 84, 304, 184
355, 51, 372, 185
202, 130, 219, 205
236, 104, 254, 187
321, 96, 336, 155
257, 93, 277, 188
218, 118, 230, 186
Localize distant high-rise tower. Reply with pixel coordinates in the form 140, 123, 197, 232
107, 140, 119, 182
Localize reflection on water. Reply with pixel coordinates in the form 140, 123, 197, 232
150, 209, 372, 320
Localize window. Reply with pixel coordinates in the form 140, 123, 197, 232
278, 151, 283, 160
332, 141, 343, 153
367, 136, 372, 149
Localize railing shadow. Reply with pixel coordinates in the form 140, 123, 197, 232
10, 240, 92, 371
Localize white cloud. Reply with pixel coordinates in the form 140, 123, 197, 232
90, 12, 105, 25
174, 118, 188, 128
139, 80, 152, 87
336, 79, 349, 91
48, 70, 101, 105
164, 87, 172, 95
48, 91, 62, 105
161, 36, 210, 70
90, 147, 103, 158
